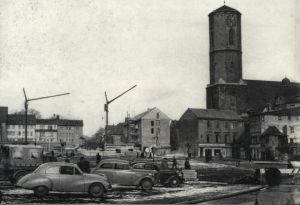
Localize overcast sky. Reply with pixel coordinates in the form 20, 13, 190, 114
0, 0, 299, 136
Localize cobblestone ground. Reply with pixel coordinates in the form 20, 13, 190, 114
0, 182, 261, 204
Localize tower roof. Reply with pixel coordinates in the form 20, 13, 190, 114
209, 5, 241, 16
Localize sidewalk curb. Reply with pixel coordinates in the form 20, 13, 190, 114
176, 185, 267, 204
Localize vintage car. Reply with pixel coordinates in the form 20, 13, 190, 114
131, 161, 184, 187
91, 159, 157, 191
16, 162, 111, 197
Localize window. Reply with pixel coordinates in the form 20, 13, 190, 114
45, 166, 60, 174
156, 120, 160, 126
216, 121, 220, 129
156, 128, 160, 135
230, 61, 234, 68
229, 28, 234, 45
151, 128, 154, 134
115, 163, 130, 170
48, 125, 52, 130
225, 122, 229, 129
225, 135, 228, 144
283, 125, 287, 134
206, 135, 210, 143
151, 121, 154, 126
290, 126, 294, 133
60, 166, 74, 175
156, 113, 160, 119
288, 115, 291, 121
215, 134, 219, 143
207, 121, 211, 128
232, 135, 236, 143
100, 163, 114, 169
74, 168, 81, 175
290, 139, 294, 144
132, 163, 145, 169
18, 131, 21, 136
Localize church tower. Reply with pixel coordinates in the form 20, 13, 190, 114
206, 5, 247, 113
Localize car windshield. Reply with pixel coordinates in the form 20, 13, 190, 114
34, 163, 49, 173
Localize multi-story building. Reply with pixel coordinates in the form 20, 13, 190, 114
249, 107, 300, 159
57, 118, 83, 147
6, 114, 36, 142
125, 107, 171, 152
178, 108, 245, 158
35, 118, 59, 143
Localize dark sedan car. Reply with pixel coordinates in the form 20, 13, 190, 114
131, 161, 184, 187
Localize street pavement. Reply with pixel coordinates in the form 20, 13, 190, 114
0, 182, 262, 204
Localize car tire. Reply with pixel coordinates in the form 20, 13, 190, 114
169, 176, 180, 187
89, 183, 105, 197
14, 171, 27, 184
141, 178, 153, 191
34, 186, 49, 197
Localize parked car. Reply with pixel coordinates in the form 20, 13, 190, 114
91, 159, 157, 191
131, 161, 184, 187
16, 162, 111, 197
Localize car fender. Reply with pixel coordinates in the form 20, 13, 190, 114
82, 176, 110, 191
165, 175, 182, 185
135, 175, 155, 186
20, 174, 52, 190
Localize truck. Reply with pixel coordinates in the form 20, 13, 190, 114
0, 144, 44, 184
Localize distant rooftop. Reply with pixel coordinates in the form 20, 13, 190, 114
183, 108, 243, 121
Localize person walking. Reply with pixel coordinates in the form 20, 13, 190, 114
184, 158, 191, 170
96, 153, 102, 164
172, 156, 177, 169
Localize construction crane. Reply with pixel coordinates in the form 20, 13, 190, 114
104, 85, 137, 149
23, 88, 70, 144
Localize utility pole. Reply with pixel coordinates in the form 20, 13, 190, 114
23, 88, 70, 144
104, 85, 137, 149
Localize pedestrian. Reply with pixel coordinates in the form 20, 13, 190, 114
184, 158, 191, 170
77, 157, 90, 173
160, 158, 169, 170
172, 156, 177, 169
96, 153, 102, 164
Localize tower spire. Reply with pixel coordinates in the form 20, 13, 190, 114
224, 0, 226, 5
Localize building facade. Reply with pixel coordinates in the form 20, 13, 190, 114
250, 107, 300, 159
126, 107, 171, 151
178, 108, 245, 158
6, 115, 36, 142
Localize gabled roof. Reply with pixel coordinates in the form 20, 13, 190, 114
209, 5, 241, 16
131, 107, 171, 121
7, 114, 36, 125
261, 107, 300, 116
131, 108, 156, 121
261, 126, 286, 137
183, 108, 243, 121
244, 79, 300, 112
58, 119, 83, 127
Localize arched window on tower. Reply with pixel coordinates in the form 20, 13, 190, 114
229, 28, 234, 45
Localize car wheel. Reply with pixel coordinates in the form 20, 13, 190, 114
169, 176, 180, 187
89, 183, 104, 197
34, 186, 49, 196
141, 179, 153, 191
14, 171, 27, 183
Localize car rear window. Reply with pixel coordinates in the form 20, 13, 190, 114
45, 166, 60, 174
60, 166, 74, 175
115, 163, 130, 170
132, 163, 145, 169
100, 163, 114, 169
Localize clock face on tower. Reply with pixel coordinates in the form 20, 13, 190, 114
226, 14, 236, 27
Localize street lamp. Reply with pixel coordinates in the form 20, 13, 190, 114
23, 88, 70, 144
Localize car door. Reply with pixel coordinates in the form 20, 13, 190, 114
44, 166, 61, 191
113, 163, 134, 185
59, 165, 85, 192
94, 163, 115, 183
